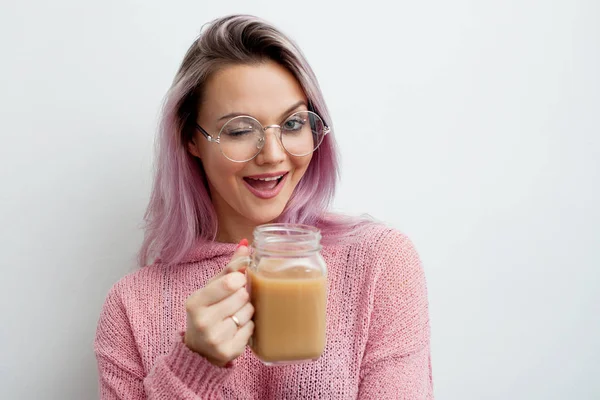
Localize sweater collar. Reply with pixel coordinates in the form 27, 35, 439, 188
177, 238, 239, 264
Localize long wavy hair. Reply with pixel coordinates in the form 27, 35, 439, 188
139, 14, 368, 267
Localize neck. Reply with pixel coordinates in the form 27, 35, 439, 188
215, 213, 257, 244
207, 182, 257, 243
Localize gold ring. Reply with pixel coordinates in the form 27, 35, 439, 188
231, 315, 241, 327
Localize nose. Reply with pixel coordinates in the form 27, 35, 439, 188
254, 127, 286, 165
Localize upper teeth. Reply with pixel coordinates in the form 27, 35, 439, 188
250, 175, 283, 181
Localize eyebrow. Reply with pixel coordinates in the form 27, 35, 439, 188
217, 100, 308, 122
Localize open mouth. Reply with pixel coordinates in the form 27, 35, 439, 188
243, 172, 289, 199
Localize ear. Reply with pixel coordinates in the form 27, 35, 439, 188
187, 137, 202, 159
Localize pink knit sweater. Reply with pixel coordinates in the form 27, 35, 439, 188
95, 224, 433, 399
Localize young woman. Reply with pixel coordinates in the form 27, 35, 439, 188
95, 14, 433, 399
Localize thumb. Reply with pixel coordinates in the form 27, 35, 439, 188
224, 239, 251, 274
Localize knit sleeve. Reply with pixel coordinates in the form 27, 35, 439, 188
94, 282, 231, 399
358, 229, 434, 399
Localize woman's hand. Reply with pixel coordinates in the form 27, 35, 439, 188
184, 241, 254, 367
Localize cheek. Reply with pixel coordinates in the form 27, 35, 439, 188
202, 152, 243, 189
292, 154, 312, 177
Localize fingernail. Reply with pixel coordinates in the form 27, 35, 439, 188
236, 238, 249, 249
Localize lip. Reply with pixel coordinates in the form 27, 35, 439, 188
243, 171, 289, 200
244, 171, 289, 179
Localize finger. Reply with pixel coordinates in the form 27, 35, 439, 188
212, 286, 250, 319
190, 272, 246, 307
203, 298, 253, 348
223, 242, 251, 273
210, 297, 254, 341
231, 320, 254, 350
211, 320, 254, 364
212, 242, 251, 281
231, 301, 254, 327
223, 254, 251, 275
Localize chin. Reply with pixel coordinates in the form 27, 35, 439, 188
246, 204, 286, 225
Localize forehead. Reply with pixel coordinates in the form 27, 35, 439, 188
199, 61, 307, 124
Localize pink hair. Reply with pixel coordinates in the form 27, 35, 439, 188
139, 15, 369, 267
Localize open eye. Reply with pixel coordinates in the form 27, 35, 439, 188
282, 117, 306, 131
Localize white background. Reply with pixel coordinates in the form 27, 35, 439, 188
1, 1, 598, 399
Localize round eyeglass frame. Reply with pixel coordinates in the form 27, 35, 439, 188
195, 110, 331, 163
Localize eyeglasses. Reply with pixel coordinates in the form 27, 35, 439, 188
195, 110, 330, 162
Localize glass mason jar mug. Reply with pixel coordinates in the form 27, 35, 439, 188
247, 223, 328, 365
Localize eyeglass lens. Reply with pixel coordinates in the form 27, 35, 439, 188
217, 111, 326, 162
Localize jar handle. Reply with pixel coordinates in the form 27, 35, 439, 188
225, 256, 252, 273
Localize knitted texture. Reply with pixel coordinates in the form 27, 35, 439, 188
95, 224, 433, 399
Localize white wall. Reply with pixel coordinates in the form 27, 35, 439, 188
1, 1, 598, 399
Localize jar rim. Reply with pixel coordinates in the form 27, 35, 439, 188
253, 223, 322, 253
254, 223, 321, 237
